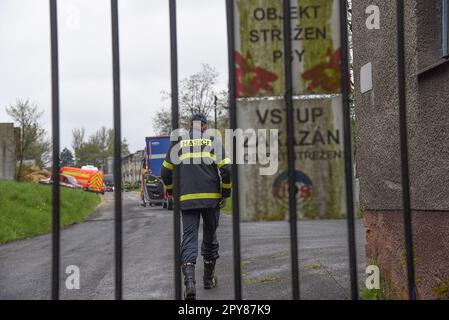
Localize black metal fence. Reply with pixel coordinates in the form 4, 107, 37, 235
48, 0, 416, 300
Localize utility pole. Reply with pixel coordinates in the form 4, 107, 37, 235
214, 95, 218, 129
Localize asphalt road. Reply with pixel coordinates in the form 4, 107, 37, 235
0, 192, 366, 300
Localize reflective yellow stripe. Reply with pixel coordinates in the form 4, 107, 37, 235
165, 184, 173, 190
179, 152, 216, 161
63, 171, 90, 179
221, 182, 232, 189
180, 193, 222, 201
217, 158, 231, 168
163, 160, 173, 170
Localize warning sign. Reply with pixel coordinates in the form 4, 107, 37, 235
234, 0, 341, 97
237, 98, 346, 221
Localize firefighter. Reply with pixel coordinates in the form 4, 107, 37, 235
161, 113, 232, 300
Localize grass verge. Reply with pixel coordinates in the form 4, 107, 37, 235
0, 180, 101, 244
221, 196, 233, 215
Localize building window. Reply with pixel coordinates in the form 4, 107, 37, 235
442, 0, 449, 58
417, 0, 449, 75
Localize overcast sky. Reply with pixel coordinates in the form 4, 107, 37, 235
0, 0, 229, 153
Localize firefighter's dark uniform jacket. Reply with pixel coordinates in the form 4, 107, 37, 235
161, 128, 232, 210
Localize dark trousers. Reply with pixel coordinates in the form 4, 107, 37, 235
181, 207, 220, 264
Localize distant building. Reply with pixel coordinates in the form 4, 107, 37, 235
121, 150, 145, 187
105, 156, 114, 175
99, 156, 114, 176
0, 123, 17, 180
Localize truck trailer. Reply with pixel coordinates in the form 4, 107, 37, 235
142, 136, 172, 209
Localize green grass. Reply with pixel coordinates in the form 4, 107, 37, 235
433, 278, 449, 300
0, 180, 101, 244
221, 196, 233, 214
360, 258, 400, 300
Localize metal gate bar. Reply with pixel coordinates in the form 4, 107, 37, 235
282, 0, 300, 301
339, 0, 359, 300
168, 0, 182, 300
49, 0, 61, 301
395, 0, 416, 300
110, 0, 123, 300
225, 0, 243, 300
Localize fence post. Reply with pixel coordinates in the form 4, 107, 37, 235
169, 0, 182, 300
339, 0, 359, 300
110, 0, 123, 300
49, 0, 61, 301
225, 0, 242, 300
396, 0, 417, 300
282, 0, 300, 301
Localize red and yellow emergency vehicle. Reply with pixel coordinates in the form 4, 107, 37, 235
60, 166, 106, 194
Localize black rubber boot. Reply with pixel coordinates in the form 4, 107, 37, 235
182, 263, 196, 300
203, 260, 217, 289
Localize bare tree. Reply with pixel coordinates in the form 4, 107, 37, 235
152, 64, 222, 134
72, 127, 85, 152
152, 107, 172, 135
72, 126, 130, 167
89, 126, 108, 150
105, 129, 130, 157
180, 64, 219, 117
6, 99, 51, 180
